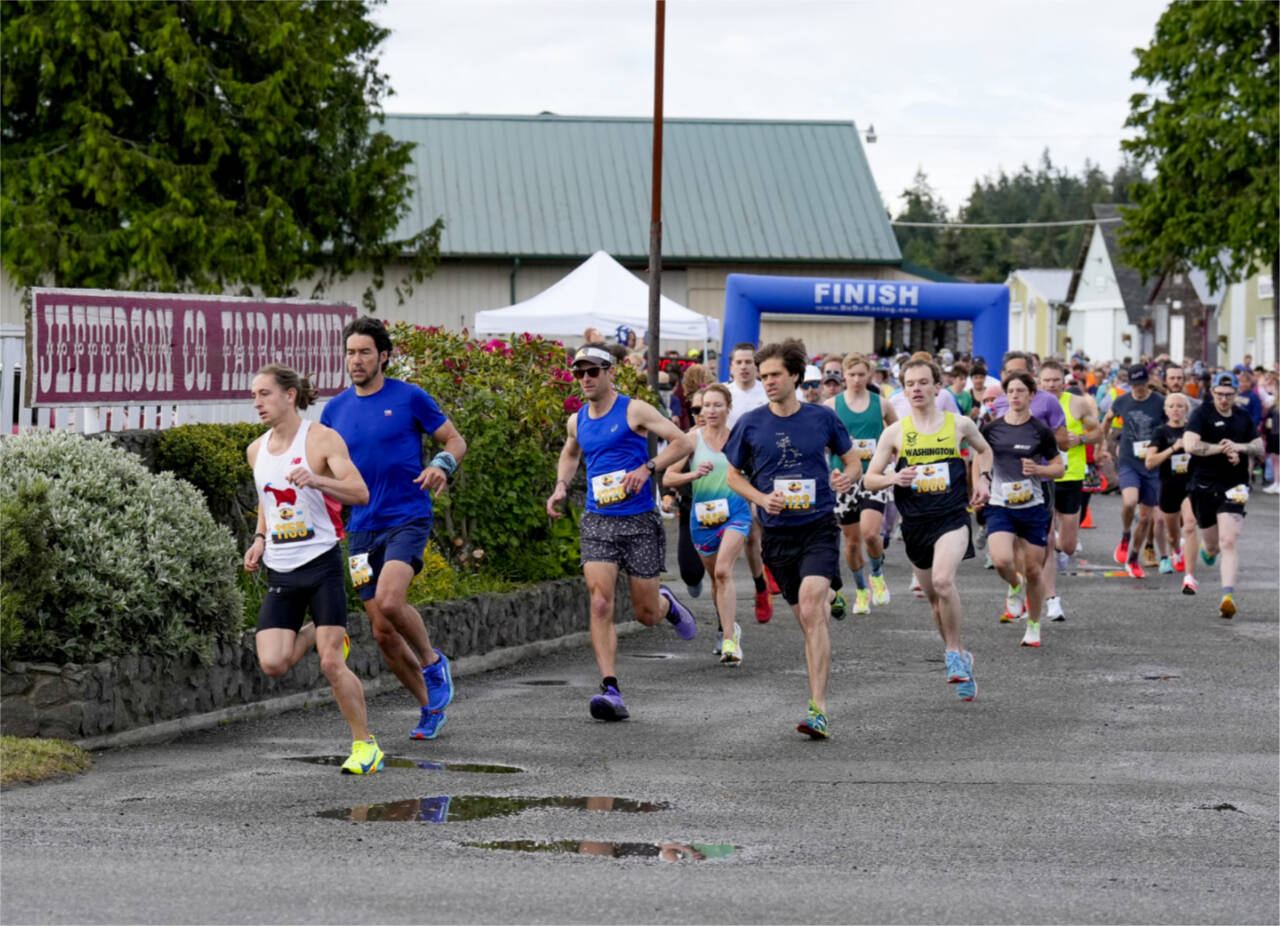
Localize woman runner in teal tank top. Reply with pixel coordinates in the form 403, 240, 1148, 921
663, 384, 753, 665
823, 353, 898, 613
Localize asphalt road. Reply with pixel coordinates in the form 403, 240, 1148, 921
3, 491, 1277, 925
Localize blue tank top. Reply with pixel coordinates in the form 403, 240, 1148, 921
577, 394, 654, 516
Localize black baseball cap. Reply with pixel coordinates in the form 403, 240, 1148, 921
1128, 364, 1149, 383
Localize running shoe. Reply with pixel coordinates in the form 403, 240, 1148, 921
1045, 596, 1066, 622
754, 589, 774, 623
340, 737, 385, 775
659, 585, 697, 640
984, 552, 994, 569
411, 707, 447, 740
1264, 482, 1280, 494
1219, 593, 1236, 619
1199, 544, 1218, 566
1125, 559, 1146, 579
712, 631, 722, 656
909, 575, 925, 597
796, 700, 830, 739
1020, 620, 1041, 647
1142, 545, 1159, 568
1004, 576, 1025, 621
830, 590, 849, 621
1158, 557, 1173, 574
851, 589, 869, 616
974, 523, 987, 550
869, 574, 890, 606
944, 649, 970, 683
954, 651, 978, 701
720, 624, 742, 665
686, 579, 704, 599
1114, 537, 1130, 564
1172, 550, 1185, 573
1056, 550, 1070, 571
763, 566, 781, 596
343, 633, 350, 662
1181, 574, 1198, 595
589, 684, 630, 721
422, 650, 454, 713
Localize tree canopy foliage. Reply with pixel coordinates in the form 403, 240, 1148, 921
1119, 0, 1278, 292
892, 153, 1141, 282
0, 0, 440, 307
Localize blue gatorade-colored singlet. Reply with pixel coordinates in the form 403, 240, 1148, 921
577, 394, 654, 516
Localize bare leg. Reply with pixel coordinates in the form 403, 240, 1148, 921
1180, 498, 1199, 583
987, 531, 1020, 589
364, 597, 429, 707
915, 526, 971, 651
1019, 537, 1047, 621
795, 575, 833, 710
745, 518, 764, 579
317, 625, 370, 741
1217, 512, 1243, 589
583, 561, 621, 679
256, 628, 306, 677
842, 522, 864, 572
704, 530, 747, 640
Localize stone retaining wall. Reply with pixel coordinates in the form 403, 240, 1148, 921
1, 576, 633, 741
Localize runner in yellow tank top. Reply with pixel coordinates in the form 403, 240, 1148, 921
863, 358, 993, 702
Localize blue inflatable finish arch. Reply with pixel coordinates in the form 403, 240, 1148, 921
717, 274, 1009, 380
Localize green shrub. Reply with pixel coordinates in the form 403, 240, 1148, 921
390, 325, 661, 583
0, 479, 55, 654
153, 422, 266, 546
0, 431, 243, 664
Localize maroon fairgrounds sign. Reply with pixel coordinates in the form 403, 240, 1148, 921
26, 289, 357, 406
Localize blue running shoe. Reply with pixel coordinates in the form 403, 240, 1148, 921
659, 585, 696, 640
944, 649, 970, 683
797, 700, 830, 739
1199, 544, 1218, 567
589, 684, 630, 721
422, 650, 454, 713
417, 796, 451, 823
955, 651, 977, 701
411, 707, 447, 740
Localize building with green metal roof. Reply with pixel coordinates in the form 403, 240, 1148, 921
322, 112, 955, 353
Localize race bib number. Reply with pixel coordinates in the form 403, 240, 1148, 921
270, 504, 314, 544
1133, 440, 1152, 459
348, 553, 373, 588
591, 470, 629, 507
854, 438, 877, 461
1226, 483, 1249, 504
694, 498, 730, 527
1003, 480, 1034, 506
1171, 453, 1190, 475
911, 463, 951, 494
774, 478, 815, 510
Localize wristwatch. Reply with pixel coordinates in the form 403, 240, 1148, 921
645, 459, 657, 473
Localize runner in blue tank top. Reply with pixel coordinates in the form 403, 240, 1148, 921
663, 384, 753, 666
545, 346, 697, 722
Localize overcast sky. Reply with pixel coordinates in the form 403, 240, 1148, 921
372, 0, 1169, 218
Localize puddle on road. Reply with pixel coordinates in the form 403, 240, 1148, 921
627, 653, 674, 659
1142, 674, 1179, 681
318, 794, 670, 823
518, 680, 570, 686
462, 839, 737, 861
289, 756, 523, 774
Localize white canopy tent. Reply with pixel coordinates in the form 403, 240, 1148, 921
474, 250, 720, 343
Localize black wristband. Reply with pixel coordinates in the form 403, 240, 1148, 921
253, 532, 266, 542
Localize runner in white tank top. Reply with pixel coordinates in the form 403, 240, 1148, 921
243, 364, 383, 775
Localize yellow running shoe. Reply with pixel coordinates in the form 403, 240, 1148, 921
1219, 594, 1235, 619
343, 634, 350, 662
852, 588, 871, 615
341, 737, 384, 775
869, 574, 890, 606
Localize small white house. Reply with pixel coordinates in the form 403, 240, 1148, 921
1063, 204, 1146, 364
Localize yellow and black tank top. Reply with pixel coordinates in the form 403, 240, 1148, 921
894, 411, 969, 519
1058, 393, 1087, 483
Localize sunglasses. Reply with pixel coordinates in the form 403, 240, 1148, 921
572, 366, 605, 379
802, 380, 820, 389
690, 405, 704, 414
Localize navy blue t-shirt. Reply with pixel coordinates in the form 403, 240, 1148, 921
722, 403, 852, 528
321, 378, 448, 532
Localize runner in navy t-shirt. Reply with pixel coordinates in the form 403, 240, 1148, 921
323, 317, 468, 741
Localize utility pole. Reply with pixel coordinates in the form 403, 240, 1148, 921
646, 0, 665, 392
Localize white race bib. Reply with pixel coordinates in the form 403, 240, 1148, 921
774, 478, 815, 511
348, 553, 373, 589
694, 498, 730, 527
911, 463, 951, 494
1226, 483, 1250, 504
854, 438, 877, 461
1171, 453, 1190, 475
1133, 440, 1153, 459
591, 469, 630, 507
1003, 480, 1034, 506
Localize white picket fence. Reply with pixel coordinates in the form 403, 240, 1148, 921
1, 326, 324, 434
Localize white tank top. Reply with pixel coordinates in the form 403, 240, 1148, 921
253, 419, 343, 571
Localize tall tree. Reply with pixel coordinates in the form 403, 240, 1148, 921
1, 0, 441, 307
1120, 0, 1278, 295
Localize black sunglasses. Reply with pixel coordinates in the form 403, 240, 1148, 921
690, 405, 704, 414
572, 366, 605, 380
802, 380, 820, 389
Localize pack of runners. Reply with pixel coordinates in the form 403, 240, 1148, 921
242, 324, 1273, 758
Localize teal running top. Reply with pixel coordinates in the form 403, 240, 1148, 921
690, 429, 735, 505
831, 391, 883, 472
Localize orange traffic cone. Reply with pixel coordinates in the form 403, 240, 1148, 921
1080, 508, 1095, 529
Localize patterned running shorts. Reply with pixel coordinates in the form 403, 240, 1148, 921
833, 478, 891, 526
579, 509, 667, 578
